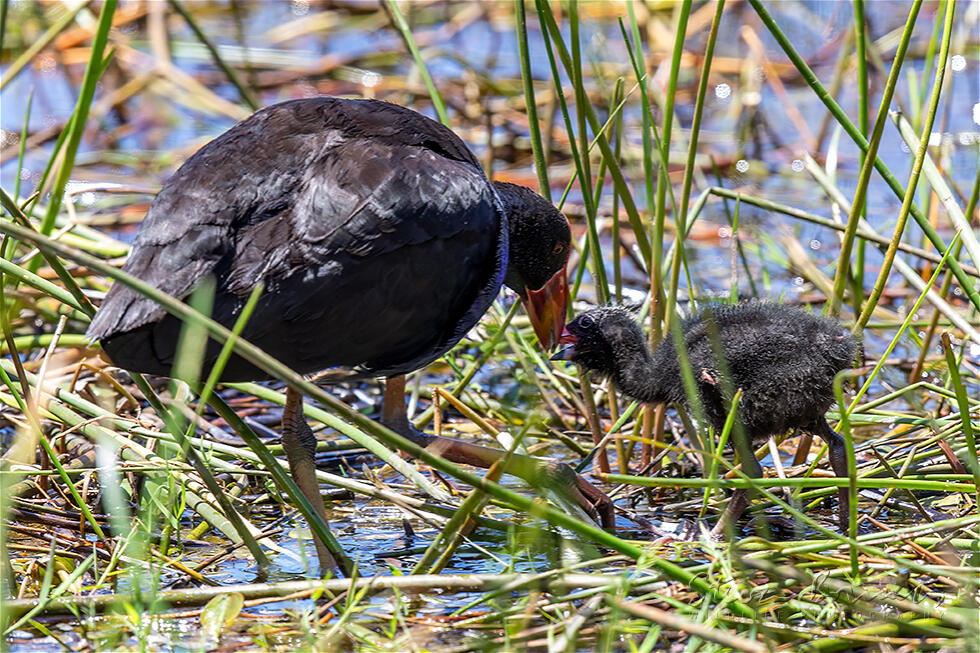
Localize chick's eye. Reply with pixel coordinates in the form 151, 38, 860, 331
551, 243, 564, 256
579, 314, 594, 328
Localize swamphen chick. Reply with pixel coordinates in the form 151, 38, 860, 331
553, 302, 859, 535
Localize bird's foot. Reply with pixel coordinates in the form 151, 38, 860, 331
379, 418, 616, 531
380, 416, 434, 449
539, 461, 616, 530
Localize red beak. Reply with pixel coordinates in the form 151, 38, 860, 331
522, 265, 568, 351
550, 325, 577, 360
558, 326, 576, 345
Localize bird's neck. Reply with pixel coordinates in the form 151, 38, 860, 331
611, 341, 669, 405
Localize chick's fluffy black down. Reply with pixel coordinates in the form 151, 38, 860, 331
653, 302, 859, 440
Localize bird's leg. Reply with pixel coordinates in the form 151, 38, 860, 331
710, 445, 764, 538
381, 376, 426, 444
812, 417, 850, 532
381, 377, 615, 530
281, 386, 339, 574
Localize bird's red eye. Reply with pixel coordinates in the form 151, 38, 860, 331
552, 243, 564, 256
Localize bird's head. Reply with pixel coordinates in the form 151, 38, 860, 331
551, 306, 645, 379
493, 182, 570, 350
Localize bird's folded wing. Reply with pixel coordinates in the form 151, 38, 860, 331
86, 97, 498, 343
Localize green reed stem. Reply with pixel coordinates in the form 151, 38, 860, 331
0, 193, 96, 318
852, 0, 868, 317
384, 0, 449, 127
34, 0, 116, 248
602, 476, 976, 492
893, 112, 980, 269
855, 0, 955, 333
825, 0, 921, 317
611, 78, 625, 303
941, 333, 980, 512
665, 0, 723, 328
230, 381, 448, 501
168, 0, 260, 111
0, 256, 88, 314
12, 89, 32, 204
131, 372, 273, 567
568, 0, 607, 303
654, 0, 691, 333
0, 0, 7, 53
0, 342, 108, 542
413, 302, 519, 429
536, 0, 651, 265
918, 0, 947, 125
623, 7, 655, 240
838, 234, 961, 571
707, 182, 978, 277
0, 1, 89, 92
848, 231, 961, 413
514, 0, 550, 200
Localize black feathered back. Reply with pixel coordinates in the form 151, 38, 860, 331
87, 97, 507, 380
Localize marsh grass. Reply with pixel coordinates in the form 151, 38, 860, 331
0, 1, 978, 651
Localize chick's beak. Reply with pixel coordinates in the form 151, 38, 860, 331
523, 265, 568, 351
550, 326, 577, 361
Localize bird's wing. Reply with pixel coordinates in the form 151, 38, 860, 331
211, 135, 504, 378
221, 137, 497, 296
87, 97, 495, 343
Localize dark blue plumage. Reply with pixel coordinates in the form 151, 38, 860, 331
87, 97, 569, 381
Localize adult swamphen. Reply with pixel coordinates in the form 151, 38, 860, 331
87, 96, 611, 573
553, 302, 858, 536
